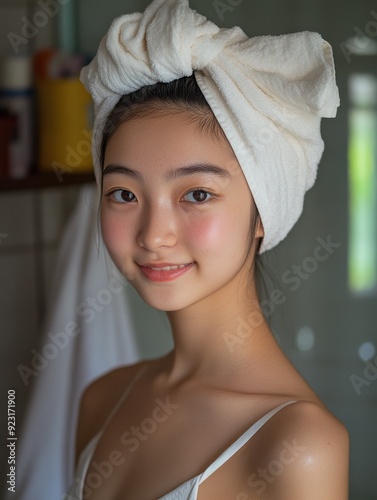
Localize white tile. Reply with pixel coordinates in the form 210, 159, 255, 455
0, 190, 34, 247
0, 249, 40, 449
0, 252, 39, 352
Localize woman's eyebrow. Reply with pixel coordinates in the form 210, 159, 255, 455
103, 164, 143, 181
103, 163, 231, 182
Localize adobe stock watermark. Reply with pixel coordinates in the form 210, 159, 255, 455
8, 0, 72, 54
119, 397, 179, 453
213, 0, 244, 21
64, 397, 179, 500
223, 235, 341, 352
349, 355, 377, 395
17, 267, 127, 386
340, 10, 377, 63
236, 439, 306, 498
52, 128, 92, 182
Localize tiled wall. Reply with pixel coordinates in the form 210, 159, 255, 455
0, 0, 63, 486
0, 185, 82, 365
0, 184, 83, 482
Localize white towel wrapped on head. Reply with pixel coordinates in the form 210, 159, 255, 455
81, 0, 340, 254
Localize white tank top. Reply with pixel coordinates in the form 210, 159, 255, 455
64, 366, 297, 499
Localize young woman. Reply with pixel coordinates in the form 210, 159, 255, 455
65, 1, 349, 499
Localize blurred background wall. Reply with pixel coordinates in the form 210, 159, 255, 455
1, 1, 376, 499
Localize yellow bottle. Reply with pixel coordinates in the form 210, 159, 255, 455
37, 78, 93, 174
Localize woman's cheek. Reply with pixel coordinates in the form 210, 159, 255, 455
186, 215, 227, 250
101, 212, 131, 255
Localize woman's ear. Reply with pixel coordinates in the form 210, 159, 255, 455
255, 216, 264, 238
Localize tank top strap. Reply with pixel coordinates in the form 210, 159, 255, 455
100, 363, 148, 434
198, 400, 298, 485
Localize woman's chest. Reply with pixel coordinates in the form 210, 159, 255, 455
82, 390, 263, 500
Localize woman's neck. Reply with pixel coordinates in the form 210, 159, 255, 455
164, 276, 273, 387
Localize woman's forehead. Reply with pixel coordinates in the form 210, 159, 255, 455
104, 112, 241, 175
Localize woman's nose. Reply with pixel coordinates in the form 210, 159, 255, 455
137, 204, 177, 250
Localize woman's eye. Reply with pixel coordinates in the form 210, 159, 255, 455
109, 189, 136, 203
183, 190, 213, 203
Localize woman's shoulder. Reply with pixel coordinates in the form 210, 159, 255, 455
74, 359, 150, 465
245, 399, 349, 499
267, 399, 349, 454
267, 397, 347, 431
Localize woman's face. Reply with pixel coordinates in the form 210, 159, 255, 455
101, 111, 263, 312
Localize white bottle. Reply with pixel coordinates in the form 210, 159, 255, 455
0, 56, 33, 179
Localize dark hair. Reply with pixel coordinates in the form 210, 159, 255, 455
98, 74, 274, 312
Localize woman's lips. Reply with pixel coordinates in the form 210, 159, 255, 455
137, 262, 195, 282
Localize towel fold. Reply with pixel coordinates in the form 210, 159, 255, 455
81, 0, 340, 253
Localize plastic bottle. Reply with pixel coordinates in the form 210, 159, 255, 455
0, 108, 18, 180
0, 56, 34, 179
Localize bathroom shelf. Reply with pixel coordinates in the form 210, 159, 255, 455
0, 171, 95, 191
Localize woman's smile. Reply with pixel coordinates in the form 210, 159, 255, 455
137, 262, 196, 282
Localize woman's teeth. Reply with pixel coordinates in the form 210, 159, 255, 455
149, 264, 189, 271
